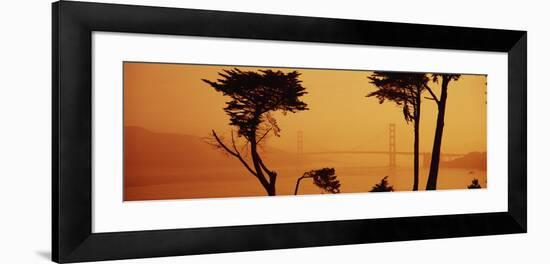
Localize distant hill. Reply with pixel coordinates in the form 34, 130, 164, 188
440, 152, 487, 170
124, 126, 299, 168
124, 126, 303, 186
124, 126, 236, 168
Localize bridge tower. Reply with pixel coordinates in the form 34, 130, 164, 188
389, 123, 396, 169
296, 130, 303, 171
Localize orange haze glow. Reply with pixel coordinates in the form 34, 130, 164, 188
123, 62, 487, 201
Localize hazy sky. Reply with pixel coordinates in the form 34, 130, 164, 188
124, 62, 487, 155
123, 62, 487, 200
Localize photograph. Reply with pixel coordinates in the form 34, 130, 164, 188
123, 62, 487, 201
0, 0, 535, 263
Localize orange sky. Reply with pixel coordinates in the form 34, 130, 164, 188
124, 62, 486, 154
123, 62, 487, 200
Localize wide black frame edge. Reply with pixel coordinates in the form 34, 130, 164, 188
61, 212, 524, 263
53, 3, 66, 262
59, 0, 526, 33
52, 1, 60, 263
507, 32, 527, 232
54, 1, 95, 263
58, 0, 523, 52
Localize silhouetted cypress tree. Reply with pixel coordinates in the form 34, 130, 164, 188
425, 74, 461, 190
203, 68, 308, 196
368, 72, 429, 191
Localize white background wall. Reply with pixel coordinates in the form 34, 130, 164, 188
0, 0, 547, 263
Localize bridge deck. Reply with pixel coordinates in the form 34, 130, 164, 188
302, 151, 463, 157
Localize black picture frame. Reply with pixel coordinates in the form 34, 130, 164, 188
52, 1, 527, 263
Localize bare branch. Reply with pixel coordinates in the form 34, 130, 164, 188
424, 85, 440, 104
211, 130, 238, 157
256, 128, 272, 145
230, 131, 240, 154
212, 130, 257, 177
240, 140, 250, 158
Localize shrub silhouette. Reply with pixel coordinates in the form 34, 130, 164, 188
370, 176, 395, 192
294, 168, 341, 195
467, 178, 482, 189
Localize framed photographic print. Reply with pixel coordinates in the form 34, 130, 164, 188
52, 1, 527, 263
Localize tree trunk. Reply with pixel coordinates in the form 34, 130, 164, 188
294, 176, 305, 195
426, 79, 450, 190
413, 106, 420, 191
250, 137, 274, 195
412, 90, 421, 191
268, 181, 276, 196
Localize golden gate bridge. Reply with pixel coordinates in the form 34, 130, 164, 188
296, 123, 463, 169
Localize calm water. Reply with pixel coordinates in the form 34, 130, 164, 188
124, 158, 486, 201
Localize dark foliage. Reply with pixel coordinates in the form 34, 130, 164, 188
467, 178, 482, 189
309, 168, 341, 194
431, 74, 461, 84
368, 72, 428, 123
203, 68, 309, 196
367, 72, 429, 191
425, 73, 462, 190
294, 168, 341, 195
370, 176, 395, 192
203, 68, 308, 139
